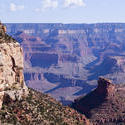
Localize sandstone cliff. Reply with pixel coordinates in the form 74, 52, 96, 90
0, 22, 28, 108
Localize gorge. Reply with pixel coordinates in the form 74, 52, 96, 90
6, 23, 125, 104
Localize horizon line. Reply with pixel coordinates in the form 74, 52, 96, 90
4, 22, 125, 24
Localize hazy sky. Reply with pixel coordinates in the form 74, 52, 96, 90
0, 0, 125, 23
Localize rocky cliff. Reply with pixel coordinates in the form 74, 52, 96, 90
72, 77, 125, 124
0, 22, 28, 109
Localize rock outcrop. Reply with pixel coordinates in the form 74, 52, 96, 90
96, 77, 115, 95
0, 22, 28, 109
72, 77, 125, 124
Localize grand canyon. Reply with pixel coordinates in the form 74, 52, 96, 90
5, 23, 125, 104
0, 22, 90, 125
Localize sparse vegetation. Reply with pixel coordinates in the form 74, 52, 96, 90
0, 89, 89, 125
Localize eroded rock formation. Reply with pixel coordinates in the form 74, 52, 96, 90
72, 77, 125, 124
0, 22, 28, 108
96, 77, 115, 95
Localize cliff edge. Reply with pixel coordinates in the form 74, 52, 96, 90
0, 22, 28, 108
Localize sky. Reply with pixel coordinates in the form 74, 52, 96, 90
0, 0, 125, 23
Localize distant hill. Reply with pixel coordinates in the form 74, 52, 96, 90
72, 77, 125, 124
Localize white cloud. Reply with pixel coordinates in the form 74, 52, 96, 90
64, 0, 86, 7
10, 3, 16, 11
35, 0, 58, 12
42, 0, 58, 9
10, 3, 24, 12
35, 0, 86, 12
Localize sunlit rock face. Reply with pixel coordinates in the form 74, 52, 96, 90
0, 22, 28, 108
6, 23, 125, 105
0, 42, 24, 90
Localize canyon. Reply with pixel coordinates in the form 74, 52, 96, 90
6, 23, 125, 104
0, 22, 90, 125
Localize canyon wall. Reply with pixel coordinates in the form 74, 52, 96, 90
6, 23, 125, 104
